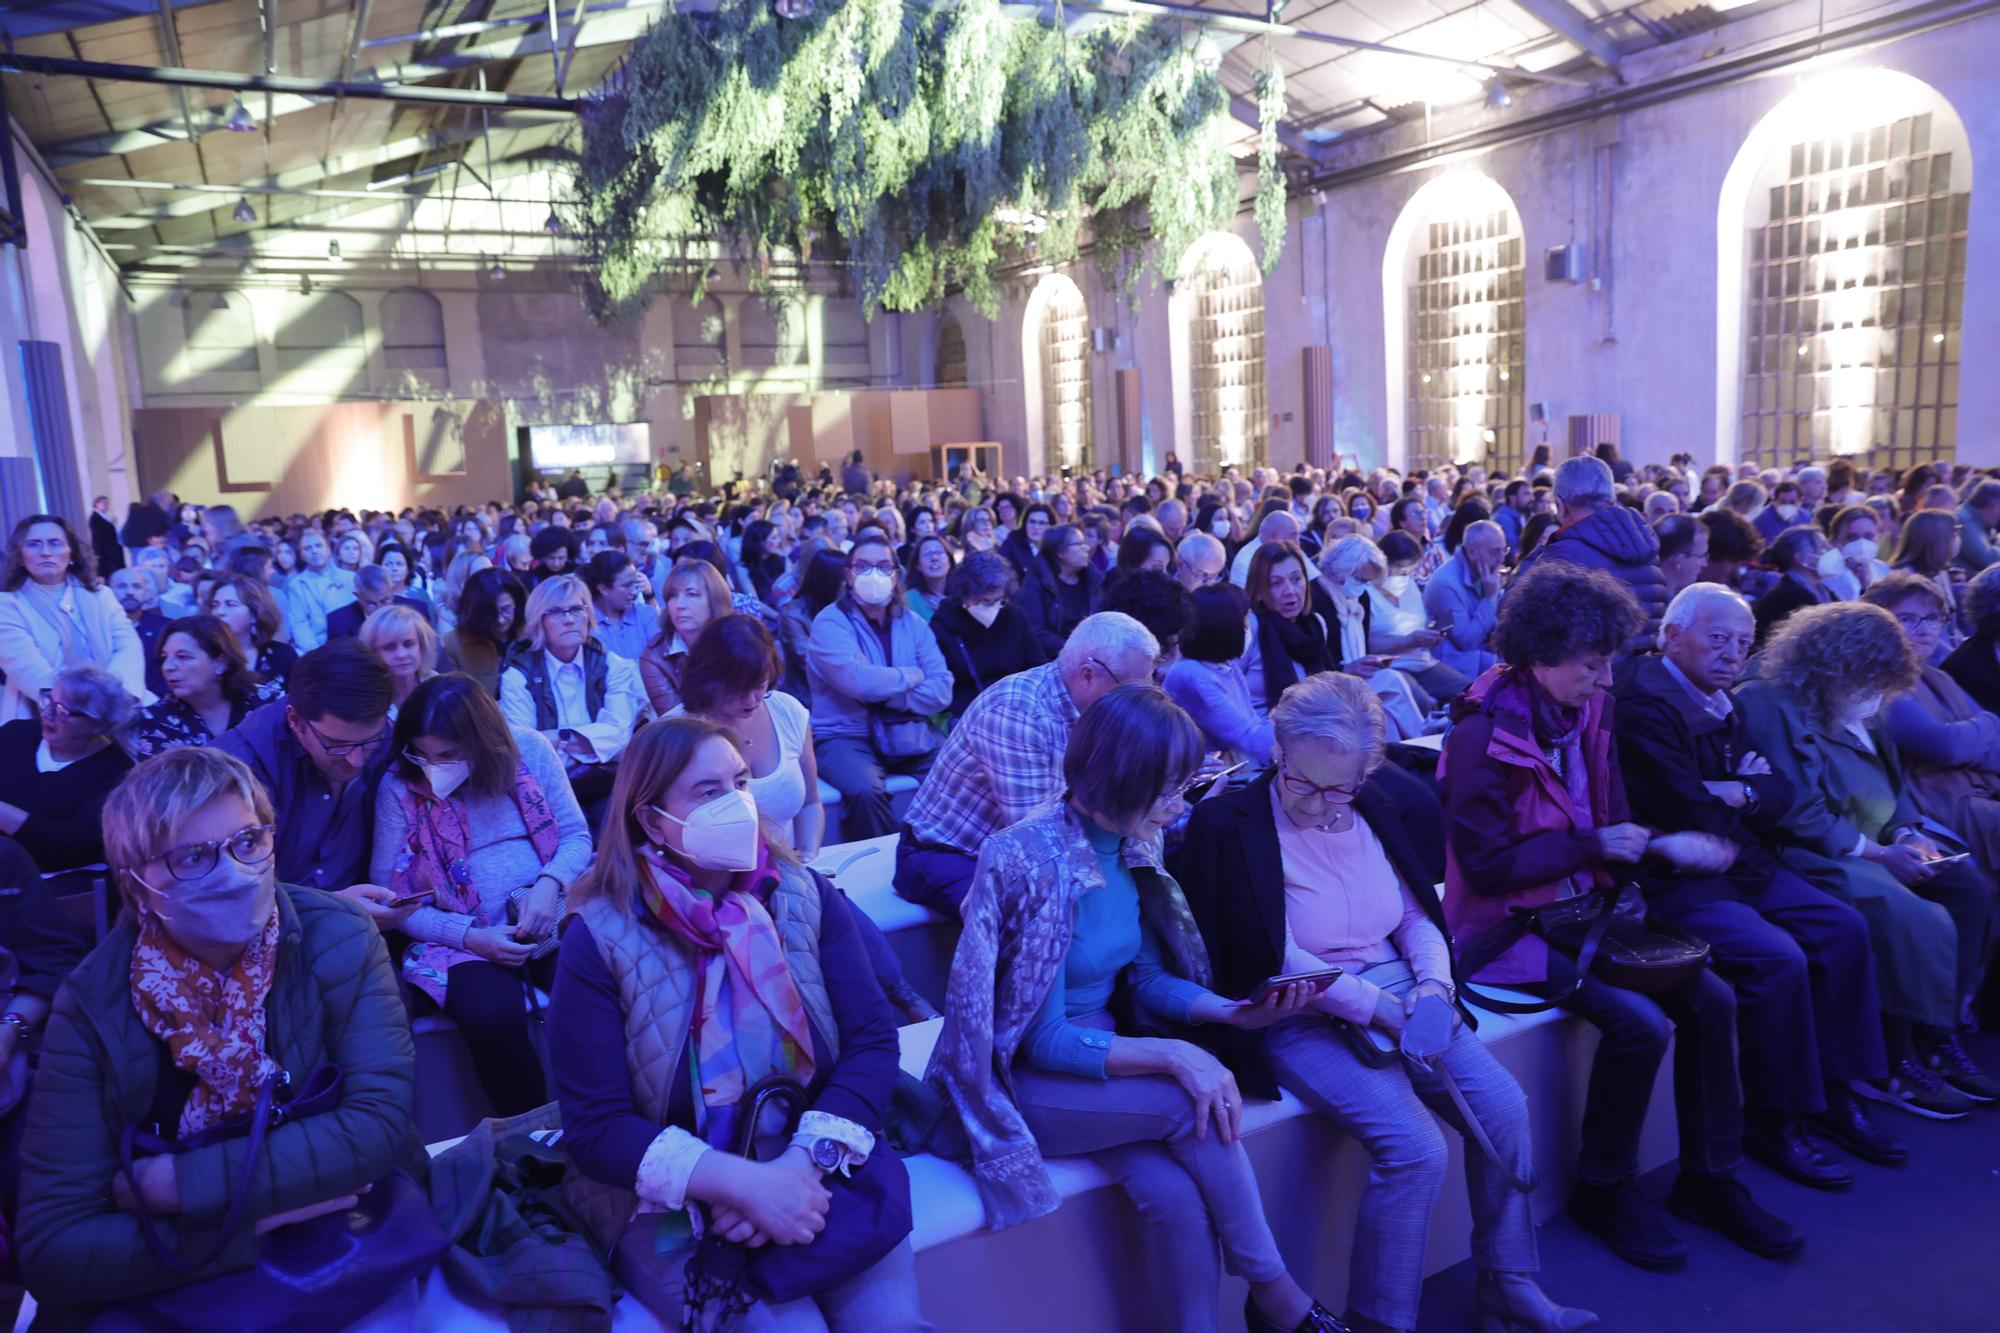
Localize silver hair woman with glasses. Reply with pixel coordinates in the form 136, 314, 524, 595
1173, 672, 1591, 1333
14, 747, 422, 1322
0, 663, 137, 872
929, 683, 1344, 1333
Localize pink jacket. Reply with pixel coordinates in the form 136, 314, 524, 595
1439, 667, 1626, 984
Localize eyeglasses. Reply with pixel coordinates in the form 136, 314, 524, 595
542, 604, 590, 622
148, 822, 276, 883
1896, 612, 1945, 630
37, 689, 97, 723
1278, 761, 1364, 804
851, 560, 897, 576
301, 716, 390, 756
1086, 655, 1155, 686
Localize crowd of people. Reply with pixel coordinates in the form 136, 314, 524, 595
2, 440, 1999, 1332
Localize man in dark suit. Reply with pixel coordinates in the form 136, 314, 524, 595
324, 564, 428, 642
119, 490, 174, 552
555, 469, 590, 501
1751, 525, 1833, 648
1615, 582, 1901, 1187
88, 497, 124, 575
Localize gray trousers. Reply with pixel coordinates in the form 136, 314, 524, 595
1265, 1016, 1538, 1331
1012, 1066, 1290, 1333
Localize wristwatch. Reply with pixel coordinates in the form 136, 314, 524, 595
807, 1138, 846, 1173
1739, 781, 1758, 814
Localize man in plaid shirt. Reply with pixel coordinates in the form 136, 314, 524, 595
895, 612, 1160, 912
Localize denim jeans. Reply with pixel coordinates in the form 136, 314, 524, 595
815, 737, 934, 841
1265, 1016, 1538, 1331
1011, 1065, 1290, 1333
892, 835, 978, 915
1554, 964, 1743, 1183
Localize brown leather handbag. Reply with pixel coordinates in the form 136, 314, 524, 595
1460, 884, 1712, 1014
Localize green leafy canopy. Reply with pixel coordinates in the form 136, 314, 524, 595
570, 0, 1289, 321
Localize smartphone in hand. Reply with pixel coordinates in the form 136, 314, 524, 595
1250, 967, 1342, 1003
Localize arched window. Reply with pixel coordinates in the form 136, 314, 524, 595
673, 295, 727, 371
1722, 72, 1970, 470
935, 312, 967, 386
273, 291, 365, 375
1036, 275, 1092, 472
381, 289, 446, 370
178, 291, 256, 374
1386, 173, 1525, 478
1181, 235, 1266, 473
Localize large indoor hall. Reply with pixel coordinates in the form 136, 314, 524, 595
0, 0, 1996, 1330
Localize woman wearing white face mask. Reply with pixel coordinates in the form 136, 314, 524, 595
372, 673, 592, 1115
1817, 505, 1890, 602
806, 534, 953, 841
548, 717, 926, 1331
17, 748, 425, 1322
930, 551, 1045, 720
1364, 532, 1467, 703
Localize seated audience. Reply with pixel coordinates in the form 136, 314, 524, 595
1424, 517, 1504, 682
16, 747, 421, 1322
1956, 478, 2000, 575
1175, 671, 1591, 1333
640, 558, 731, 716
1367, 531, 1465, 700
1697, 509, 1765, 594
1654, 515, 1709, 604
109, 565, 170, 699
927, 684, 1344, 1333
202, 573, 296, 689
1104, 525, 1175, 595
1751, 524, 1834, 647
0, 665, 136, 872
374, 540, 436, 624
1242, 540, 1335, 716
1941, 564, 2000, 714
500, 573, 647, 810
359, 602, 439, 716
374, 674, 590, 1116
1175, 531, 1229, 592
584, 551, 652, 661
1510, 458, 1666, 650
1613, 584, 1900, 1183
1888, 510, 1966, 659
779, 544, 847, 705
549, 717, 923, 1329
1736, 602, 1997, 1115
1312, 536, 1430, 739
284, 529, 352, 651
443, 566, 528, 697
999, 502, 1051, 579
1866, 573, 2000, 882
325, 564, 426, 642
902, 533, 954, 623
898, 612, 1157, 913
1444, 563, 1796, 1273
1163, 583, 1273, 765
928, 550, 1046, 719
1014, 523, 1103, 657
129, 615, 285, 758
1818, 504, 1889, 602
1099, 569, 1195, 666
805, 533, 952, 841
0, 513, 145, 722
217, 640, 395, 895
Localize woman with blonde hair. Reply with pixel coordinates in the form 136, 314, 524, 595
547, 716, 923, 1328
360, 602, 440, 715
639, 558, 732, 716
498, 573, 646, 811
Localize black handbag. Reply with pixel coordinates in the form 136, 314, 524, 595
1458, 885, 1712, 1015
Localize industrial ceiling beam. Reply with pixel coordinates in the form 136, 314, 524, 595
1228, 94, 1324, 164
150, 0, 204, 153
1508, 0, 1624, 78
0, 52, 578, 111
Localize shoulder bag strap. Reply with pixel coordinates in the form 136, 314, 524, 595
120, 1071, 281, 1274
1457, 890, 1617, 1016
1431, 1065, 1539, 1193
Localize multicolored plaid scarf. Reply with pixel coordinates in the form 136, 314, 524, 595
130, 905, 283, 1137
395, 760, 561, 1005
636, 842, 815, 1144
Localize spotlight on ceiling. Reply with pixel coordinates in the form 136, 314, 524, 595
544, 210, 564, 236
489, 258, 506, 281
327, 240, 341, 261
232, 196, 256, 224
224, 100, 257, 133
1484, 79, 1512, 110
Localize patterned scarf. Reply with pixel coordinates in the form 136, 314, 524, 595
395, 760, 561, 1005
129, 906, 283, 1138
637, 843, 815, 1145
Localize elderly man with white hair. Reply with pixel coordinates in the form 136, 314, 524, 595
1174, 531, 1228, 593
896, 611, 1161, 913
1230, 509, 1302, 588
1423, 519, 1506, 682
1611, 582, 1902, 1186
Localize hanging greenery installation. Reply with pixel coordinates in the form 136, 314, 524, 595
572, 0, 1292, 321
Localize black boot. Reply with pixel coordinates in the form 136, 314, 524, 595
1743, 1115, 1853, 1191
1667, 1171, 1804, 1260
1567, 1177, 1686, 1272
1812, 1087, 1909, 1166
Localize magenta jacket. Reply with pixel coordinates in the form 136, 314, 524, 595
1439, 666, 1628, 984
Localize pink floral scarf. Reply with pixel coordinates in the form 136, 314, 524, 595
394, 761, 560, 1005
130, 907, 283, 1137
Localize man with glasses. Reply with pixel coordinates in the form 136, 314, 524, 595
1174, 532, 1228, 594
217, 640, 396, 897
897, 612, 1159, 913
1613, 582, 1901, 1185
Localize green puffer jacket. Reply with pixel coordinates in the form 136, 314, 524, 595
16, 884, 425, 1327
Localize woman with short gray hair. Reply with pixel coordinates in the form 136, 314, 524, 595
0, 663, 136, 872
1174, 672, 1588, 1333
